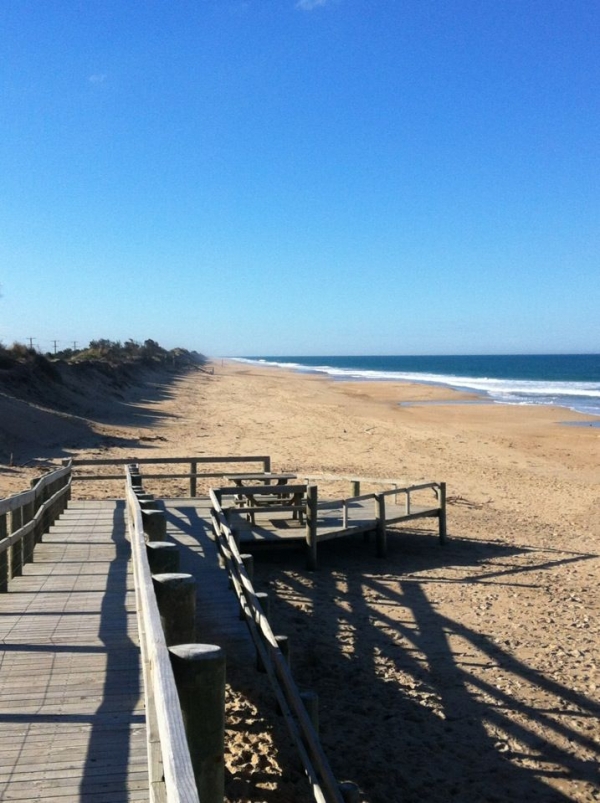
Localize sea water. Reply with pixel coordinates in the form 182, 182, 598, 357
232, 354, 600, 418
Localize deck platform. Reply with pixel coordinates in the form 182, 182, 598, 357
227, 498, 442, 545
0, 500, 147, 803
0, 497, 253, 802
161, 498, 254, 667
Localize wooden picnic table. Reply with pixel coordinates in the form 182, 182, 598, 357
223, 473, 304, 523
224, 472, 298, 486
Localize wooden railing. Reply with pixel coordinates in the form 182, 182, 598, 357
70, 455, 271, 496
303, 473, 447, 546
125, 465, 201, 803
210, 489, 358, 803
0, 462, 72, 591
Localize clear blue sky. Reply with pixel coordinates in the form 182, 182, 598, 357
1, 0, 598, 357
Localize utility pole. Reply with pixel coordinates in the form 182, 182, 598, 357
27, 337, 35, 350
73, 341, 77, 351
52, 340, 58, 354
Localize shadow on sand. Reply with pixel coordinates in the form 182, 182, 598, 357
247, 528, 600, 803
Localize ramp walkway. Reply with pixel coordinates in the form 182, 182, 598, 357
0, 500, 147, 802
161, 498, 254, 667
0, 496, 252, 803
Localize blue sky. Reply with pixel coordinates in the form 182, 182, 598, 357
1, 0, 598, 357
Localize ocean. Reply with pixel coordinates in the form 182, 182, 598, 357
232, 354, 600, 418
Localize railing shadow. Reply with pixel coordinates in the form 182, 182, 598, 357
250, 529, 600, 802
79, 501, 144, 799
161, 502, 316, 803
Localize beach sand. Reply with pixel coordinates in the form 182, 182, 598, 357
1, 360, 599, 802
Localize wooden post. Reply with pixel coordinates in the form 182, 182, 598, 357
300, 690, 319, 735
22, 499, 35, 564
142, 509, 167, 542
40, 485, 50, 536
275, 634, 290, 666
305, 485, 318, 571
255, 591, 270, 619
275, 636, 290, 714
438, 481, 447, 544
146, 541, 179, 574
31, 480, 43, 545
169, 644, 226, 803
352, 480, 360, 497
255, 592, 270, 672
375, 493, 387, 558
263, 456, 271, 473
9, 507, 23, 578
239, 554, 254, 620
0, 514, 7, 592
152, 573, 196, 646
190, 460, 197, 497
339, 781, 361, 802
129, 465, 142, 488
240, 553, 254, 581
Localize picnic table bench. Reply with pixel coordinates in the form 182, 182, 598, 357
221, 473, 306, 524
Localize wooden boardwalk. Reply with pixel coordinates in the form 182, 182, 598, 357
0, 500, 147, 802
0, 497, 254, 802
161, 498, 254, 668
229, 498, 443, 544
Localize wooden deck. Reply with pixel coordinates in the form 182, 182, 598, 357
228, 498, 442, 545
0, 476, 442, 801
0, 497, 255, 802
161, 498, 254, 667
0, 500, 147, 802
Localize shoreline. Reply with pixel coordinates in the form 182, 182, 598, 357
223, 356, 599, 423
226, 355, 600, 421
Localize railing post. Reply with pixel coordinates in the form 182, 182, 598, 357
190, 460, 197, 497
169, 644, 226, 803
142, 509, 167, 542
146, 541, 180, 574
352, 480, 360, 497
305, 485, 318, 570
22, 498, 35, 564
300, 690, 319, 736
129, 464, 142, 489
152, 573, 196, 646
339, 781, 361, 802
438, 482, 447, 544
0, 514, 8, 592
9, 507, 23, 578
255, 592, 270, 672
375, 493, 386, 558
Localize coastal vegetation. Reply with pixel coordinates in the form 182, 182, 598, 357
0, 338, 208, 466
0, 338, 206, 370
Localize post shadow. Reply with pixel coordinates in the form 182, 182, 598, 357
79, 501, 144, 799
249, 527, 599, 802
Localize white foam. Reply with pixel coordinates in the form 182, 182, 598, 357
230, 358, 600, 416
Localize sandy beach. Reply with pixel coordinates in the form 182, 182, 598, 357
1, 360, 599, 802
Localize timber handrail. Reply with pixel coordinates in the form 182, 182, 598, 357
0, 462, 72, 591
209, 489, 345, 803
70, 455, 271, 497
125, 466, 200, 803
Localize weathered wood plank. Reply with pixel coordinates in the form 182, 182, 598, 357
0, 499, 148, 802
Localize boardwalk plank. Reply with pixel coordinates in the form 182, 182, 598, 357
0, 500, 148, 803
